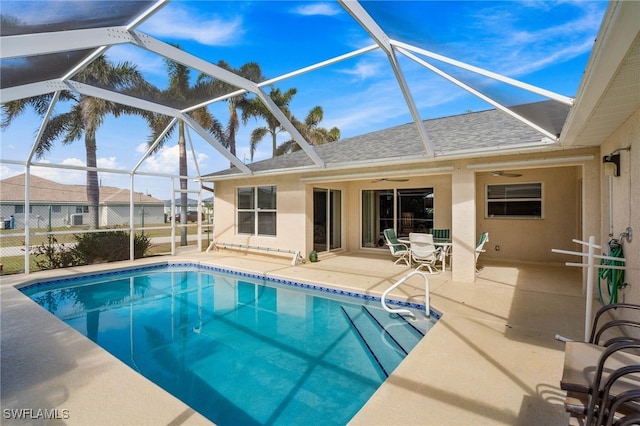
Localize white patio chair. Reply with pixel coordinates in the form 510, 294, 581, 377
409, 232, 442, 273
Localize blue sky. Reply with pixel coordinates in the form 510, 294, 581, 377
0, 1, 608, 200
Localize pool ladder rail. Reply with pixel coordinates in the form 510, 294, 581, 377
381, 270, 430, 318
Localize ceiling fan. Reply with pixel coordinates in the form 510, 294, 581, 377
491, 170, 522, 178
371, 177, 409, 183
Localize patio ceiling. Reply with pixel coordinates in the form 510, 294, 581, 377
0, 1, 635, 180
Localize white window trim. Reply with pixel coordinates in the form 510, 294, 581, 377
485, 182, 543, 219
236, 185, 277, 236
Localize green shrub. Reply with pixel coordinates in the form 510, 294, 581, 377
32, 236, 81, 270
133, 232, 152, 259
73, 231, 152, 264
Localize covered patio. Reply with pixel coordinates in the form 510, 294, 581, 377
1, 250, 585, 424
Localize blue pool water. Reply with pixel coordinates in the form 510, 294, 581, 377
21, 263, 437, 425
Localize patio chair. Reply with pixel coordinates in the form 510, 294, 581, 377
401, 212, 414, 235
409, 232, 442, 273
475, 232, 489, 272
590, 303, 640, 347
383, 228, 410, 266
431, 228, 451, 242
561, 341, 640, 424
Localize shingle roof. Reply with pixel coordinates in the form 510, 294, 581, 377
206, 100, 570, 178
0, 174, 164, 204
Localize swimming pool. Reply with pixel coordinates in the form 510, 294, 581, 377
21, 263, 438, 425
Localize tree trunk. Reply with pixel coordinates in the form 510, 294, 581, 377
178, 121, 188, 246
229, 101, 238, 157
85, 131, 100, 230
271, 130, 278, 157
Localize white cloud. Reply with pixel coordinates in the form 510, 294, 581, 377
293, 3, 341, 16
139, 144, 209, 176
339, 60, 382, 80
25, 156, 123, 185
98, 156, 119, 170
30, 159, 86, 184
466, 2, 605, 78
136, 143, 150, 154
106, 45, 166, 80
0, 166, 22, 180
139, 5, 244, 46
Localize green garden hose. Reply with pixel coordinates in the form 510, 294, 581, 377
597, 239, 625, 305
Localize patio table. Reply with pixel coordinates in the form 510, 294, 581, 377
434, 240, 452, 270
399, 235, 451, 270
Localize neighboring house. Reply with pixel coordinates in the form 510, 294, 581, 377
0, 174, 165, 229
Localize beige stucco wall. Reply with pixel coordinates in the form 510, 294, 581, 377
214, 173, 309, 258
212, 147, 600, 279
599, 108, 639, 305
475, 165, 582, 264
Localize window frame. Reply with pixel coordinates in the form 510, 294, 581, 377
236, 185, 277, 236
485, 182, 543, 219
14, 205, 33, 214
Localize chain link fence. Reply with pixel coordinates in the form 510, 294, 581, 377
0, 202, 214, 275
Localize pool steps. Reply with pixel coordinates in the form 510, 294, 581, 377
341, 304, 430, 377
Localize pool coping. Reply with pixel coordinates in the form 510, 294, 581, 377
18, 260, 442, 319
1, 253, 583, 425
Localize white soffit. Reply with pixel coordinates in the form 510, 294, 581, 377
561, 1, 640, 147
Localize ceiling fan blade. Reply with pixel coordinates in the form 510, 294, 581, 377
491, 171, 522, 178
372, 177, 410, 182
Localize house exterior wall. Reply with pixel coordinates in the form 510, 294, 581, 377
475, 165, 582, 264
0, 204, 165, 229
212, 149, 596, 275
0, 204, 86, 229
214, 174, 309, 257
101, 205, 165, 227
600, 108, 639, 305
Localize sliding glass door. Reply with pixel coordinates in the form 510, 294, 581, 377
362, 187, 434, 248
313, 188, 342, 252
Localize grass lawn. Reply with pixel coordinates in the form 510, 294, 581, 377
0, 240, 208, 276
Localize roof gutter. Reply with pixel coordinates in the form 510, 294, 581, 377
202, 139, 570, 183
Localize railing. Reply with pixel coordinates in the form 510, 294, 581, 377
207, 241, 304, 266
552, 236, 628, 341
381, 270, 430, 318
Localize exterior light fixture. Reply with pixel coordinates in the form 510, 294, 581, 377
602, 145, 631, 177
602, 153, 620, 176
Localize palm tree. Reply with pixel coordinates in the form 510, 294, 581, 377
197, 61, 265, 161
144, 53, 225, 246
276, 105, 341, 155
1, 56, 147, 229
244, 87, 297, 161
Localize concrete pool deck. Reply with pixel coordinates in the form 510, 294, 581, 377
0, 251, 586, 425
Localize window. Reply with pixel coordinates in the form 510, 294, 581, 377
361, 187, 434, 247
487, 183, 542, 218
237, 186, 277, 235
75, 206, 89, 213
52, 205, 62, 213
14, 205, 32, 213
